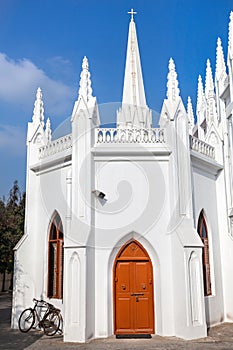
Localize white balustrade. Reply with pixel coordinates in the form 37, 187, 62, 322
190, 136, 215, 159
95, 128, 166, 144
39, 134, 72, 159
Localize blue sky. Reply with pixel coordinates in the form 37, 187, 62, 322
0, 0, 232, 197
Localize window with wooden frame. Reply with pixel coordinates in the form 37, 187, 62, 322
48, 212, 64, 299
197, 210, 212, 296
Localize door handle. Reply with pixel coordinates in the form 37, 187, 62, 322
130, 293, 144, 296
131, 293, 144, 302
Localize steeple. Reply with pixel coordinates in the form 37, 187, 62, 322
78, 56, 93, 103
166, 58, 180, 102
187, 96, 195, 135
117, 10, 152, 128
32, 87, 44, 126
216, 37, 227, 82
122, 10, 147, 108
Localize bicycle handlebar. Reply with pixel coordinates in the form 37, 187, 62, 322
32, 298, 59, 311
33, 298, 44, 303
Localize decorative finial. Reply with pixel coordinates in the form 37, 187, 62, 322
82, 56, 89, 70
32, 87, 44, 126
166, 58, 180, 101
128, 8, 137, 21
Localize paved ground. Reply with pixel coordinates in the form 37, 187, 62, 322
2, 292, 233, 349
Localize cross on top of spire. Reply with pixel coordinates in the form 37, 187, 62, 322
128, 8, 137, 21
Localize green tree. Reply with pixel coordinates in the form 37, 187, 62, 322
0, 181, 25, 291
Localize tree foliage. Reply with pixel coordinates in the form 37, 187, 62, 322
0, 181, 25, 290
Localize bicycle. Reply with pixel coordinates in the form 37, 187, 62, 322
18, 298, 62, 336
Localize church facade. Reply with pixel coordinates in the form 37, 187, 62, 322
11, 11, 233, 342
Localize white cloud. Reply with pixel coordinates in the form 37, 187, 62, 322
0, 124, 26, 156
0, 53, 76, 118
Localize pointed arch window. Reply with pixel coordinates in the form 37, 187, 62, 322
48, 212, 64, 299
197, 210, 212, 296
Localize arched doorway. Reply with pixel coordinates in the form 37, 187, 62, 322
113, 240, 154, 335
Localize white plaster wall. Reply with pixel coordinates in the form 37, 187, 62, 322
12, 163, 70, 328
192, 167, 224, 326
94, 158, 176, 338
215, 167, 233, 322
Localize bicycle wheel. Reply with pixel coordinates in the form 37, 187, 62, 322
43, 310, 61, 336
18, 308, 35, 332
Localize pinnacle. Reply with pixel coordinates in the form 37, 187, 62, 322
32, 86, 44, 126
78, 55, 93, 102
187, 96, 195, 133
205, 59, 214, 97
166, 57, 180, 101
216, 37, 227, 81
45, 117, 52, 141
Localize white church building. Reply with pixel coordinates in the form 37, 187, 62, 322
11, 10, 233, 342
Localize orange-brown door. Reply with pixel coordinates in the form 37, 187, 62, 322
114, 241, 154, 334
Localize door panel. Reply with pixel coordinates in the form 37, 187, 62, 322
114, 242, 154, 334
115, 262, 134, 332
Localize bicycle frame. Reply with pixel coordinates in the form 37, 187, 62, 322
19, 298, 62, 336
31, 299, 51, 329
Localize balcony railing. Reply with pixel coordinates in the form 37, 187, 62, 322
190, 136, 215, 159
95, 128, 165, 144
39, 134, 72, 159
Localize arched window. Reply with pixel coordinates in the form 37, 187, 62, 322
197, 210, 212, 296
48, 212, 64, 299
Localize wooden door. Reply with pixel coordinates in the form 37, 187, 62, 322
114, 241, 154, 334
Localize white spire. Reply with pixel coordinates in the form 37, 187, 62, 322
117, 11, 152, 129
187, 96, 195, 134
205, 59, 214, 98
122, 11, 147, 108
166, 58, 180, 102
216, 37, 227, 81
78, 56, 93, 102
32, 87, 44, 126
228, 11, 233, 59
45, 118, 52, 142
